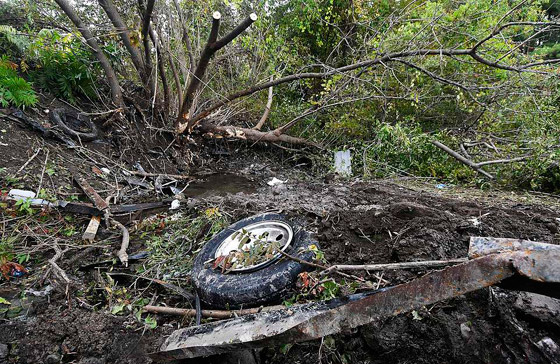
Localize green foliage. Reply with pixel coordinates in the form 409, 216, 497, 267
28, 29, 98, 103
14, 198, 33, 215
0, 58, 37, 108
140, 208, 229, 280
0, 25, 30, 58
361, 122, 473, 181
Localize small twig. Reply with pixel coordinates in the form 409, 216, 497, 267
15, 147, 42, 175
36, 149, 49, 197
276, 249, 369, 283
320, 258, 468, 276
143, 303, 285, 319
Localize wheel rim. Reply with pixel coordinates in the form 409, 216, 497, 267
214, 220, 294, 272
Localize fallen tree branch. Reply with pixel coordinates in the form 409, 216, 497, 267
126, 170, 193, 180
50, 109, 99, 141
275, 249, 385, 284
432, 140, 495, 179
103, 196, 130, 267
49, 241, 71, 285
143, 303, 285, 319
319, 258, 468, 276
432, 140, 531, 179
476, 156, 530, 166
114, 218, 130, 266
199, 122, 319, 147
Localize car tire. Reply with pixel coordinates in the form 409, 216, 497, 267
191, 213, 316, 308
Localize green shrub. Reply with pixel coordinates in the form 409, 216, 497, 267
28, 29, 98, 103
0, 58, 37, 108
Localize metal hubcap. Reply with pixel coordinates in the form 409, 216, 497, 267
214, 220, 294, 272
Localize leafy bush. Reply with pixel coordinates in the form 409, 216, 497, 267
28, 29, 98, 103
0, 58, 37, 108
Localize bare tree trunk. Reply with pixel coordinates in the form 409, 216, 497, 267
254, 76, 273, 130
150, 27, 170, 117
54, 0, 123, 107
176, 12, 257, 134
168, 50, 183, 115
138, 0, 155, 99
97, 0, 147, 86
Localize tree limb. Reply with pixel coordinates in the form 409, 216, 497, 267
98, 0, 147, 86
53, 0, 123, 107
432, 140, 495, 179
183, 37, 560, 132
320, 258, 468, 276
176, 12, 257, 133
253, 75, 273, 130
198, 122, 319, 146
143, 304, 286, 319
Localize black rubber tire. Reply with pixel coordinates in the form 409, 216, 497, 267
191, 213, 316, 308
50, 109, 99, 141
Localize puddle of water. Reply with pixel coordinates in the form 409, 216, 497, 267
184, 174, 256, 198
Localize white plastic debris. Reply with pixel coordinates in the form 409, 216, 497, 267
334, 150, 352, 177
170, 199, 181, 210
469, 217, 481, 227
25, 285, 54, 297
267, 177, 286, 186
468, 212, 491, 227
8, 189, 36, 200
8, 189, 54, 207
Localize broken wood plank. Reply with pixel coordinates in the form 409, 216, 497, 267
82, 215, 101, 242
73, 176, 109, 210
57, 201, 101, 215
110, 201, 170, 214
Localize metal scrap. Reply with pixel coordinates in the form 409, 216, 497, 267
152, 236, 560, 361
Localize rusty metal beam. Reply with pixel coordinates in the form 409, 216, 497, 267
152, 253, 517, 361
153, 239, 560, 361
469, 236, 560, 258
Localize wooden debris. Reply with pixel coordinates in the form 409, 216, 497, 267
73, 175, 109, 210
143, 303, 285, 319
82, 215, 101, 242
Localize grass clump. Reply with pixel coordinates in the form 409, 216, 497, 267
137, 207, 229, 283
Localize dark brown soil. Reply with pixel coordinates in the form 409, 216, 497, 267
1, 114, 559, 364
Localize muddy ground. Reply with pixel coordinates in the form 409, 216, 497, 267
1, 112, 560, 364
